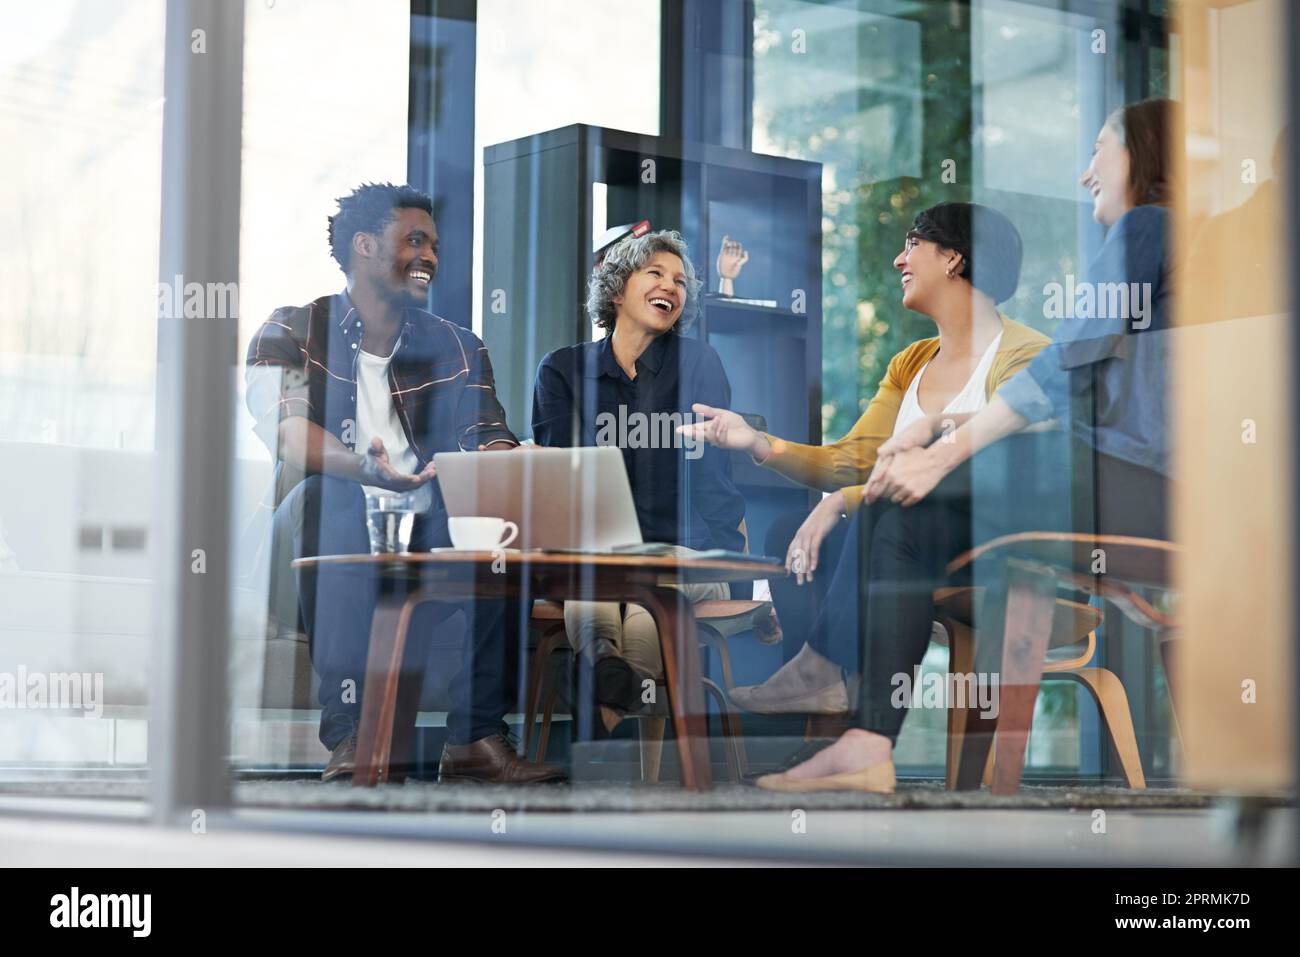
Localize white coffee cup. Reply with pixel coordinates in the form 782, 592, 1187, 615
447, 516, 519, 551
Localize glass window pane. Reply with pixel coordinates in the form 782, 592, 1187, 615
0, 0, 166, 804
16, 0, 1290, 872
752, 0, 1158, 782
228, 0, 410, 779
472, 0, 659, 334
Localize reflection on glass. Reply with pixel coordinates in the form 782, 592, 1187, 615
7, 0, 1293, 871
752, 0, 1166, 778
0, 1, 164, 794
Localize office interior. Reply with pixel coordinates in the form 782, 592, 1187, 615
0, 0, 1296, 867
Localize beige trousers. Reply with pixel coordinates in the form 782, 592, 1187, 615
563, 545, 730, 680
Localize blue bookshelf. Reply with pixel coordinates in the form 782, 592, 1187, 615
482, 123, 824, 555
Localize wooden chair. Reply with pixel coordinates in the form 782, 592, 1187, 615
943, 533, 1178, 795
697, 582, 1143, 790
521, 520, 771, 782
934, 587, 1148, 789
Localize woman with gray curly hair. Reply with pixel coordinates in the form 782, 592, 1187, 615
532, 230, 746, 749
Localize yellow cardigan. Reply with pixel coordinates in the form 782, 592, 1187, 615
761, 316, 1050, 515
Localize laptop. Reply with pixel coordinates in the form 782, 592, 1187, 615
435, 445, 780, 566
434, 446, 647, 552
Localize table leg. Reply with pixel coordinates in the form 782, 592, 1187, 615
353, 586, 424, 788
637, 585, 713, 791
386, 645, 428, 785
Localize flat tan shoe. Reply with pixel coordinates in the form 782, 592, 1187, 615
755, 760, 896, 794
728, 643, 850, 715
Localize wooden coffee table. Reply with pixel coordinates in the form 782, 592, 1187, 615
292, 551, 783, 790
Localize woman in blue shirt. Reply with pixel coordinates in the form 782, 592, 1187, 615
691, 99, 1177, 792
533, 229, 745, 737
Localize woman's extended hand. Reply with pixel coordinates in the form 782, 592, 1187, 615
863, 446, 951, 507
786, 490, 846, 585
678, 403, 767, 457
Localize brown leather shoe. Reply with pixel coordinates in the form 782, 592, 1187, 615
321, 735, 356, 783
439, 734, 566, 785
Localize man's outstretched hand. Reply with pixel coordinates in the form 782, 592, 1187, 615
358, 437, 437, 490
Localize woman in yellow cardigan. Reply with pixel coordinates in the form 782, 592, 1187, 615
683, 202, 1048, 717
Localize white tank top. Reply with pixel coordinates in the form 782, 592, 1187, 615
891, 332, 1003, 438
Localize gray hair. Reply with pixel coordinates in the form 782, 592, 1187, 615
586, 229, 702, 333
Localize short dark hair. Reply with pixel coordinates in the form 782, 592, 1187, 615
327, 182, 435, 274
906, 202, 1023, 304
1107, 98, 1176, 207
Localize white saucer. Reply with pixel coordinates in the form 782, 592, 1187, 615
428, 546, 522, 554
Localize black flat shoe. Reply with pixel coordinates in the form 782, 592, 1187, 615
593, 654, 646, 714
566, 643, 648, 741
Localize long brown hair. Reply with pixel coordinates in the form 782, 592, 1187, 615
1107, 98, 1176, 207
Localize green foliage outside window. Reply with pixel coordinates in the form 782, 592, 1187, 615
755, 2, 975, 441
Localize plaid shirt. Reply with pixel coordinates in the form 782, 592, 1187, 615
245, 291, 517, 506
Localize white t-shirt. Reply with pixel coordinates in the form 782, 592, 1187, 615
891, 332, 1003, 438
356, 347, 431, 510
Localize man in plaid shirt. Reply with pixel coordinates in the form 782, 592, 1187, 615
246, 183, 561, 784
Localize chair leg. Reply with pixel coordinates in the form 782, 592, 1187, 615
639, 717, 666, 783
523, 624, 565, 754
698, 628, 738, 690
1058, 668, 1147, 788
940, 616, 978, 790
950, 711, 997, 790
703, 677, 746, 782
727, 709, 750, 778
536, 683, 560, 765
722, 690, 750, 778
989, 563, 1057, 796
1159, 632, 1181, 736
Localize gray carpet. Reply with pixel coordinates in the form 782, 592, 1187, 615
0, 777, 1241, 811
235, 779, 1232, 812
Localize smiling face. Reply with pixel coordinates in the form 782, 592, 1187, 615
1079, 121, 1133, 227
893, 234, 960, 315
612, 250, 688, 336
363, 206, 439, 305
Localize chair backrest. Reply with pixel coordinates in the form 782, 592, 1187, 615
947, 532, 1175, 586
945, 532, 1178, 631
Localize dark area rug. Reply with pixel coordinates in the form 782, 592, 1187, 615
234, 779, 1228, 812
4, 777, 1289, 812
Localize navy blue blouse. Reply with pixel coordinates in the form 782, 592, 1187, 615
532, 333, 745, 552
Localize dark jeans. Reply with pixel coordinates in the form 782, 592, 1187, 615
802, 431, 1170, 740
274, 475, 520, 750
764, 510, 853, 667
